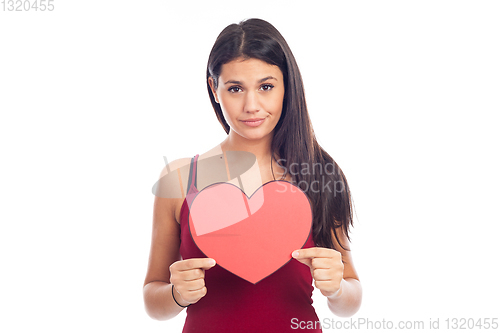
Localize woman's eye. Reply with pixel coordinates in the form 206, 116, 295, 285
261, 84, 274, 91
228, 86, 242, 93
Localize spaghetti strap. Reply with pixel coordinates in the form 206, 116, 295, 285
185, 154, 200, 207
192, 154, 199, 188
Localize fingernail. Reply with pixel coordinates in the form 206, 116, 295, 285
292, 251, 299, 258
208, 259, 216, 266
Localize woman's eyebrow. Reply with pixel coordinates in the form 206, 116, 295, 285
224, 76, 278, 85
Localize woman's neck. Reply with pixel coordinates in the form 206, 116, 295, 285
221, 131, 274, 164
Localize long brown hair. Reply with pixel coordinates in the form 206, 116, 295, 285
206, 18, 354, 250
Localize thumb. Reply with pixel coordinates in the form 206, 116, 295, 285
291, 250, 312, 269
187, 258, 217, 270
202, 258, 217, 270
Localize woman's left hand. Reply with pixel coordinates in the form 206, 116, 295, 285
292, 247, 344, 298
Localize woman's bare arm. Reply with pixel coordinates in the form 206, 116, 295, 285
326, 228, 362, 317
143, 191, 186, 320
143, 161, 189, 320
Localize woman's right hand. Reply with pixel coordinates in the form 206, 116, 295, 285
169, 258, 217, 306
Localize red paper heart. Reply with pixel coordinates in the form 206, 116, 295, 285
188, 180, 312, 284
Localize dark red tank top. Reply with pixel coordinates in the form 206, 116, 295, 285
179, 154, 322, 332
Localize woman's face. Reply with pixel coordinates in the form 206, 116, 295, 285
209, 57, 285, 142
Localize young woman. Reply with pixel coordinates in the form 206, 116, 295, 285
143, 18, 362, 332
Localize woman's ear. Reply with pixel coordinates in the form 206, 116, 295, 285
208, 77, 220, 104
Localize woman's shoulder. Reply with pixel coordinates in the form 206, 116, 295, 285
154, 144, 224, 198
154, 156, 193, 201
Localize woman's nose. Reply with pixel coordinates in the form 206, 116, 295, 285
244, 90, 260, 113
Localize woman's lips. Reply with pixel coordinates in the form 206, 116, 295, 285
240, 118, 265, 127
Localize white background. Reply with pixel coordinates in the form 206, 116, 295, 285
1, 1, 499, 332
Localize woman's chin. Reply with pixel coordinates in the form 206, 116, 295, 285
234, 129, 274, 142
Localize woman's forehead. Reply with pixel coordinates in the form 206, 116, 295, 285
219, 58, 283, 83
